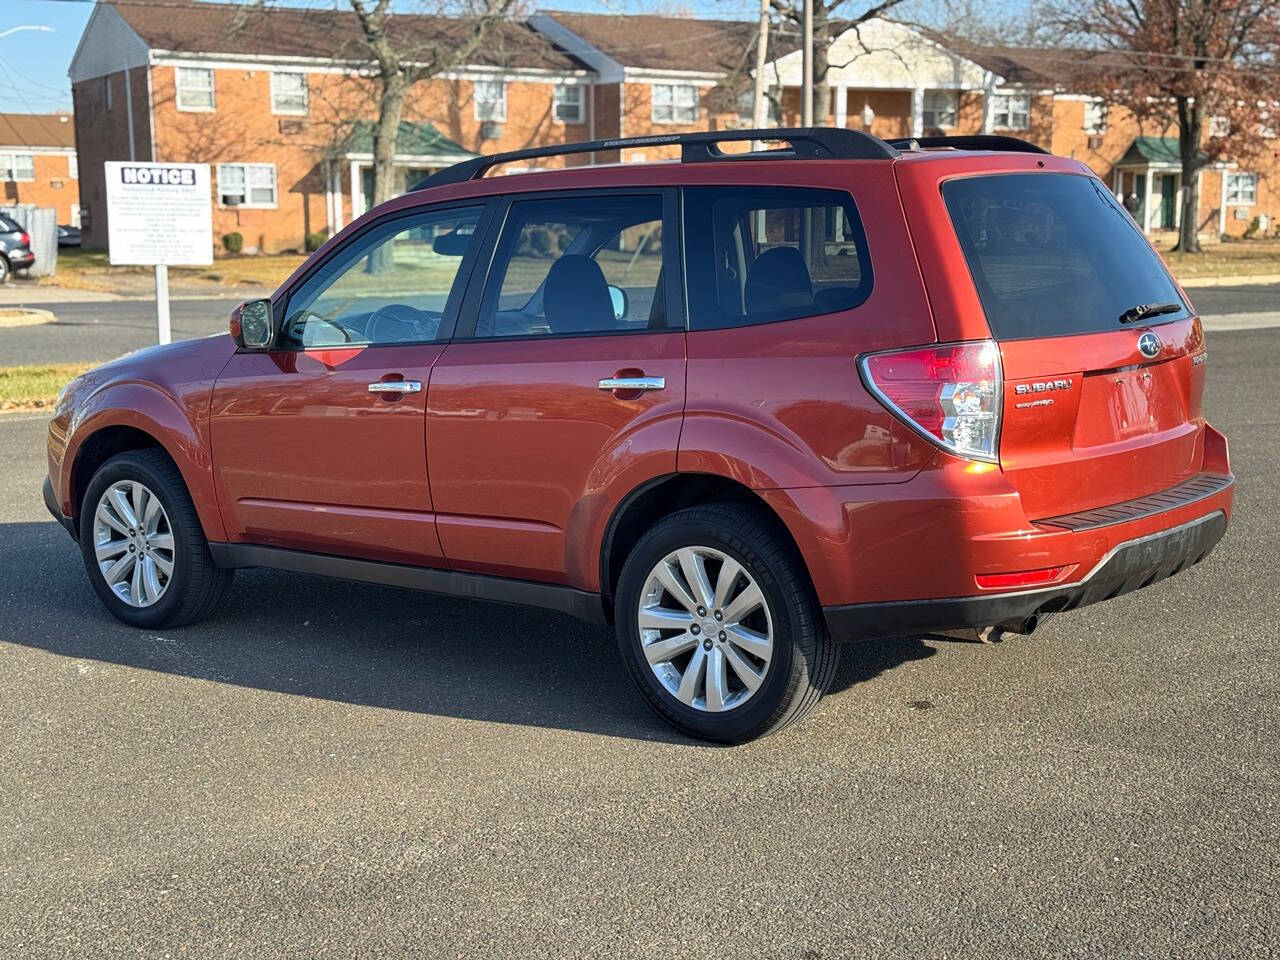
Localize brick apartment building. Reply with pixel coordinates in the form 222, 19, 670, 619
0, 112, 80, 226
69, 1, 1275, 253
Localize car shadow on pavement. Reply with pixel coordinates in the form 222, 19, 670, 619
1, 520, 932, 744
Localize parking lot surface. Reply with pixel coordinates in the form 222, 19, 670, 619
0, 327, 1276, 957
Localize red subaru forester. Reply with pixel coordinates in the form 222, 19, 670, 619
45, 129, 1233, 742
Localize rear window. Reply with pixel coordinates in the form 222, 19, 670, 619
0, 214, 20, 233
942, 173, 1189, 340
683, 186, 871, 330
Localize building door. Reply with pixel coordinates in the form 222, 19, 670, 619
1160, 174, 1177, 229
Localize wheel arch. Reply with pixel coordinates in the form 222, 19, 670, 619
598, 472, 813, 619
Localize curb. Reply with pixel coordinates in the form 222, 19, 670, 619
1179, 272, 1280, 288
0, 308, 56, 328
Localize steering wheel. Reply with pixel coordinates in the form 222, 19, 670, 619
365, 303, 437, 344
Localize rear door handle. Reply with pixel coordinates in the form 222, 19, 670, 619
368, 380, 422, 394
597, 376, 665, 392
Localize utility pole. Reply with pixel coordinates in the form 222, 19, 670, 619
801, 0, 813, 126
752, 0, 770, 131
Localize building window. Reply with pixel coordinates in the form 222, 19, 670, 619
1209, 115, 1230, 138
992, 92, 1030, 130
270, 71, 308, 114
652, 83, 698, 124
0, 153, 35, 181
1225, 172, 1258, 205
553, 83, 583, 124
68, 154, 78, 179
104, 75, 112, 111
922, 90, 957, 128
1083, 100, 1107, 134
176, 66, 215, 111
474, 79, 506, 122
217, 163, 277, 208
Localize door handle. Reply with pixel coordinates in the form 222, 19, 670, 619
597, 376, 665, 392
368, 380, 422, 394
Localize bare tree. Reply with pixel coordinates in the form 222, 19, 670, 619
1048, 0, 1280, 252
347, 0, 516, 209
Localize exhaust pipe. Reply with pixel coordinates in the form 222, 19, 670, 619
997, 614, 1039, 636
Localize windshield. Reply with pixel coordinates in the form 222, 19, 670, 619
942, 173, 1189, 340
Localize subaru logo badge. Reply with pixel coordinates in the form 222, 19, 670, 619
1137, 331, 1162, 359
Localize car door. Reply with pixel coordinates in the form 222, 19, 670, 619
427, 189, 686, 586
209, 201, 490, 565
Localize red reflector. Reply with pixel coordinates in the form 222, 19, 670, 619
975, 565, 1074, 590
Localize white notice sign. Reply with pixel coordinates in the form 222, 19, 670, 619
105, 161, 213, 266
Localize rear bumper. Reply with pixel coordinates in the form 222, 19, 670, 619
823, 509, 1227, 641
7, 249, 34, 268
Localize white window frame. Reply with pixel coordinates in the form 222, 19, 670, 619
553, 83, 584, 124
1225, 171, 1258, 206
176, 66, 215, 112
474, 79, 507, 122
651, 83, 698, 124
0, 152, 35, 182
992, 92, 1030, 131
922, 90, 958, 129
1083, 100, 1107, 135
1209, 115, 1230, 138
270, 71, 308, 115
68, 154, 78, 179
216, 162, 278, 209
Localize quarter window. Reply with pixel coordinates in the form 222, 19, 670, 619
922, 90, 957, 129
475, 194, 667, 338
652, 83, 698, 124
176, 66, 215, 111
992, 92, 1030, 130
282, 206, 483, 348
0, 153, 35, 181
271, 71, 308, 114
217, 163, 277, 208
554, 83, 584, 123
474, 79, 507, 121
683, 186, 872, 331
1225, 172, 1258, 205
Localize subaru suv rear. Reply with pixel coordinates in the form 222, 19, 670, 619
44, 128, 1232, 743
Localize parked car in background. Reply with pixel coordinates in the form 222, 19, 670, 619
57, 224, 82, 247
0, 213, 34, 282
43, 128, 1234, 743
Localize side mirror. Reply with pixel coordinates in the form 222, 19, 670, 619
607, 284, 627, 321
232, 298, 275, 350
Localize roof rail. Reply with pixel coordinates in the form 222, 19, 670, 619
886, 135, 1051, 155
411, 127, 900, 190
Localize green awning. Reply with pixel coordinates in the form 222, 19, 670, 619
1117, 136, 1205, 167
344, 121, 474, 158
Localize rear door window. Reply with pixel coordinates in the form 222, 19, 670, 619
942, 173, 1189, 340
683, 186, 872, 330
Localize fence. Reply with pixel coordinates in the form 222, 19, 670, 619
0, 204, 57, 277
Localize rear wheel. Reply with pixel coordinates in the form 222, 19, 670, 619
79, 449, 232, 628
0, 255, 9, 284
614, 503, 835, 743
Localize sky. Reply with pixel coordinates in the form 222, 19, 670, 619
0, 0, 994, 115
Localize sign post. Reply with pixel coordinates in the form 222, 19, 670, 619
104, 162, 212, 345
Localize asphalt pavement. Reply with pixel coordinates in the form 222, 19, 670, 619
0, 283, 1277, 368
0, 327, 1277, 957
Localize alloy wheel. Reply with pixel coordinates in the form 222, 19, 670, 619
92, 480, 175, 607
637, 545, 775, 712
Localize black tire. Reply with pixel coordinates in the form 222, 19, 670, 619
614, 502, 836, 744
79, 449, 232, 629
0, 255, 9, 284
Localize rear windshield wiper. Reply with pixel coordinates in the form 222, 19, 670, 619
1118, 301, 1183, 324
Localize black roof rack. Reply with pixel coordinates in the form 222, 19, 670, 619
412, 127, 900, 190
886, 134, 1051, 155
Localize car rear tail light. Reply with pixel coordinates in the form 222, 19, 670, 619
19, 232, 29, 247
859, 340, 1002, 463
975, 565, 1075, 590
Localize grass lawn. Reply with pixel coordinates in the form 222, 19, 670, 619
1153, 236, 1280, 279
0, 362, 97, 412
41, 248, 306, 294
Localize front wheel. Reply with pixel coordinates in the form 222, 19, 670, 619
614, 503, 836, 743
79, 449, 232, 628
